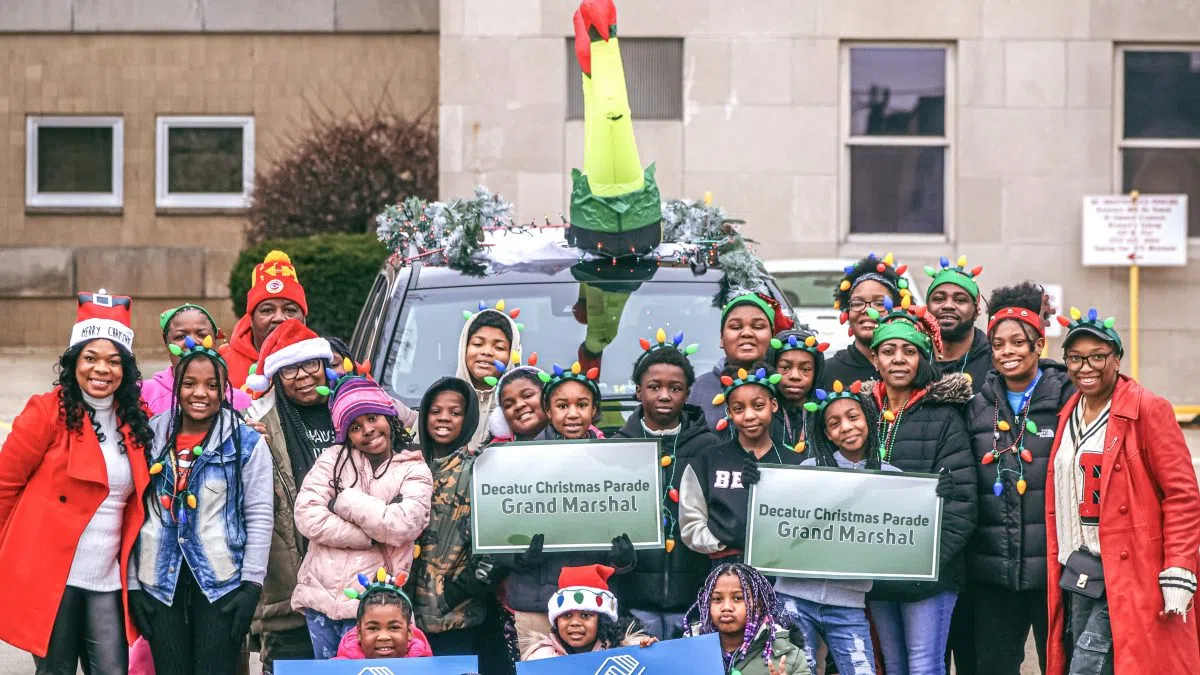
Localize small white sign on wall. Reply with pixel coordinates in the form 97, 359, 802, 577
1081, 194, 1188, 267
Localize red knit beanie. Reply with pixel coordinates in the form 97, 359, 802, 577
246, 250, 308, 316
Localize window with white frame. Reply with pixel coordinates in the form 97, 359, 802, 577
843, 45, 951, 236
1119, 48, 1200, 238
156, 116, 254, 209
26, 116, 123, 210
566, 38, 684, 120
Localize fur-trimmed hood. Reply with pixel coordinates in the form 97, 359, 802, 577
866, 371, 973, 411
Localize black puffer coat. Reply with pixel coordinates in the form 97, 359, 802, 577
611, 404, 716, 612
966, 362, 1074, 591
820, 344, 879, 390
868, 373, 977, 603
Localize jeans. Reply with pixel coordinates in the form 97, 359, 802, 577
628, 609, 689, 640
782, 595, 876, 675
33, 586, 128, 675
972, 584, 1048, 675
303, 609, 357, 660
145, 565, 246, 675
869, 591, 957, 675
1066, 593, 1113, 675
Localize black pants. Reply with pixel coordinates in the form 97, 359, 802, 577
34, 586, 128, 675
260, 625, 314, 675
972, 584, 1048, 674
426, 625, 484, 656
144, 566, 245, 675
947, 586, 975, 675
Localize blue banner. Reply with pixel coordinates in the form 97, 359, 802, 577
275, 655, 479, 674
516, 633, 724, 675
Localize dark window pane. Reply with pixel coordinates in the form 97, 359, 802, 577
1123, 51, 1200, 139
167, 127, 244, 194
37, 126, 113, 193
566, 38, 683, 120
1122, 148, 1200, 237
850, 145, 945, 234
850, 47, 946, 137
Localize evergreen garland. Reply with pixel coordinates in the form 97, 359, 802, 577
375, 186, 514, 273
661, 197, 772, 307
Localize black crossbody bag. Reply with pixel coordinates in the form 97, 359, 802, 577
1060, 548, 1105, 599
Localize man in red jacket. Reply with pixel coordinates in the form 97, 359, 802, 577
225, 250, 309, 389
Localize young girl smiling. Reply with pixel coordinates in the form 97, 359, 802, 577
521, 565, 653, 661
334, 570, 433, 660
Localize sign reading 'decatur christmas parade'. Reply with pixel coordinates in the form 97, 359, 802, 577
745, 466, 943, 581
471, 439, 664, 553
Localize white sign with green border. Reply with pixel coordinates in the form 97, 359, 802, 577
745, 465, 943, 581
471, 439, 664, 553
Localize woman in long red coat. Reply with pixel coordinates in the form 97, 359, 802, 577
0, 291, 154, 674
1046, 308, 1200, 674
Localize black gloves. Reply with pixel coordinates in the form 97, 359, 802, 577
515, 534, 545, 570
741, 456, 761, 485
128, 589, 158, 639
218, 581, 263, 641
442, 555, 498, 609
935, 468, 954, 499
609, 534, 637, 572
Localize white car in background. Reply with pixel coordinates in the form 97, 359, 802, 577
765, 258, 926, 353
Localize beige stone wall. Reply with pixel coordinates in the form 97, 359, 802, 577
1, 33, 438, 351
440, 0, 1200, 403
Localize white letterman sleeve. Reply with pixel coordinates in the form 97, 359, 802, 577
679, 463, 725, 555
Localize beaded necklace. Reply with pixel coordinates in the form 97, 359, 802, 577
981, 371, 1042, 496
876, 393, 913, 463
646, 426, 683, 554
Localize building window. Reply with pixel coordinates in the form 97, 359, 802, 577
843, 46, 951, 236
156, 116, 254, 209
1119, 48, 1200, 238
26, 116, 123, 210
566, 38, 683, 120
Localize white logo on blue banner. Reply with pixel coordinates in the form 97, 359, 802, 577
516, 634, 724, 675
274, 656, 478, 675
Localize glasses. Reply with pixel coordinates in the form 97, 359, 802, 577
1064, 353, 1113, 371
279, 359, 324, 380
848, 299, 888, 313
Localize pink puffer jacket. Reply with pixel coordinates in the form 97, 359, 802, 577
334, 625, 434, 659
291, 445, 433, 620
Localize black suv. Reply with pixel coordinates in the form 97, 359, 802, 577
349, 251, 793, 434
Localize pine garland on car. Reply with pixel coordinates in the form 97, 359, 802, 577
375, 186, 514, 273
660, 197, 773, 307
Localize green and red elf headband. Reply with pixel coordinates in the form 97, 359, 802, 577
722, 292, 794, 334
866, 297, 940, 358
924, 255, 983, 301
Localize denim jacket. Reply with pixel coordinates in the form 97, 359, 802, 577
133, 410, 275, 604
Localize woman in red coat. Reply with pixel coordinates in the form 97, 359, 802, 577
0, 291, 154, 674
1045, 307, 1200, 674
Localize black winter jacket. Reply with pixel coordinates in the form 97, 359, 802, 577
821, 344, 879, 390
935, 328, 992, 395
966, 362, 1074, 591
611, 405, 717, 611
868, 374, 977, 603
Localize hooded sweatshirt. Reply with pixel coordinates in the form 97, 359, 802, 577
224, 315, 259, 389
456, 309, 522, 451
333, 624, 434, 659
936, 327, 991, 395
140, 366, 253, 416
688, 359, 728, 431
410, 377, 491, 634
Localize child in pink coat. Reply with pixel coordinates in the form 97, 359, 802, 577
334, 570, 434, 660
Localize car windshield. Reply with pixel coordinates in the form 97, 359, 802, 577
381, 281, 724, 407
773, 271, 843, 307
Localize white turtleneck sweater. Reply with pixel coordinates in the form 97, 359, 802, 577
66, 392, 135, 592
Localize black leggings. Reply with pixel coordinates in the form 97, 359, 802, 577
34, 586, 128, 675
145, 565, 245, 675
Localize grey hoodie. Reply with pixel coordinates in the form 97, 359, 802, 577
454, 308, 522, 451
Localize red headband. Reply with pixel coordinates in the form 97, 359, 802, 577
987, 307, 1045, 337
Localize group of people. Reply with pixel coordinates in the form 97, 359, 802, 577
0, 245, 1197, 675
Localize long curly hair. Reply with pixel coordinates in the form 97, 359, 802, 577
806, 393, 883, 470
55, 341, 154, 456
684, 563, 791, 668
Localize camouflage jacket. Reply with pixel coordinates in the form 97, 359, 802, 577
410, 448, 487, 633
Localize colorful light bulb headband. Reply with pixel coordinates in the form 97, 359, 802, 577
925, 255, 983, 301
1058, 307, 1123, 357
770, 333, 829, 359
711, 367, 781, 408
343, 567, 413, 607
803, 379, 865, 414
159, 303, 220, 337
483, 349, 539, 387
539, 361, 601, 403
987, 306, 1045, 338
722, 293, 794, 334
834, 252, 911, 320
867, 298, 933, 356
462, 299, 524, 333
635, 328, 699, 366
168, 334, 225, 364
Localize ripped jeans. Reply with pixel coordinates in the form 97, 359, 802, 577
783, 595, 877, 675
1066, 593, 1114, 675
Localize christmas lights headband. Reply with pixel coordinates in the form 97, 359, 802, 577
770, 333, 829, 360
711, 367, 781, 408
722, 293, 794, 334
1058, 307, 1123, 357
343, 567, 413, 607
987, 306, 1045, 338
462, 299, 525, 333
925, 255, 983, 301
483, 349, 540, 388
539, 361, 601, 403
802, 379, 866, 415
866, 297, 933, 356
635, 328, 699, 367
835, 253, 912, 323
159, 303, 221, 338
169, 334, 225, 365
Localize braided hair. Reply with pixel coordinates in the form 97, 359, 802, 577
329, 416, 414, 498
356, 584, 414, 623
805, 391, 883, 470
684, 563, 791, 669
55, 342, 154, 457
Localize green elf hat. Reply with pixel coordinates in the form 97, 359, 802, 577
867, 297, 934, 357
462, 299, 525, 334
924, 255, 984, 301
803, 379, 866, 414
159, 303, 221, 339
1058, 306, 1124, 357
710, 366, 782, 432
539, 361, 601, 404
343, 567, 413, 605
722, 292, 794, 334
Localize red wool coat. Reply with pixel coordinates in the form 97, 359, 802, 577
1045, 375, 1200, 674
0, 389, 150, 657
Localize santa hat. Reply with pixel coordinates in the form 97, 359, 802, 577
245, 319, 331, 393
547, 564, 618, 624
70, 289, 134, 354
246, 250, 308, 316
